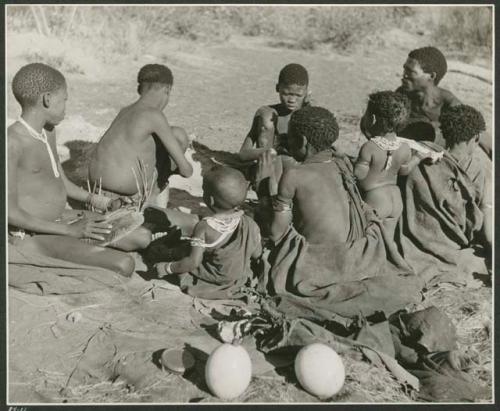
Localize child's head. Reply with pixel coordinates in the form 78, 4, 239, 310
275, 63, 309, 112
401, 46, 447, 92
12, 63, 67, 126
367, 91, 411, 135
439, 105, 485, 151
137, 64, 173, 107
288, 106, 339, 161
202, 167, 248, 211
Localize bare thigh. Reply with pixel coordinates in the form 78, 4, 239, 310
18, 235, 135, 276
364, 185, 403, 219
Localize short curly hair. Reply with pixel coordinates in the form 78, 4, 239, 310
408, 46, 448, 85
278, 63, 309, 86
12, 63, 66, 108
289, 106, 339, 151
439, 104, 485, 146
368, 90, 411, 134
137, 64, 173, 93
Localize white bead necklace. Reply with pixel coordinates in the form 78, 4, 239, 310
18, 117, 60, 178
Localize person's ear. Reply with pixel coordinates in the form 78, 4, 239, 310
428, 71, 437, 83
275, 83, 280, 93
474, 133, 481, 143
299, 134, 308, 149
304, 89, 312, 105
42, 92, 50, 108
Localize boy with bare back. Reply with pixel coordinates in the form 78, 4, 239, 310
266, 106, 419, 307
354, 91, 436, 240
8, 63, 150, 277
89, 64, 193, 207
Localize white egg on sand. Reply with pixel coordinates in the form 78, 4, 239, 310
205, 342, 252, 400
295, 343, 346, 399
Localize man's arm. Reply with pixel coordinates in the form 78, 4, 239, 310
270, 168, 296, 243
354, 142, 372, 181
148, 111, 193, 178
442, 89, 461, 108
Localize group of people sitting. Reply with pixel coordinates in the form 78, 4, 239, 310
8, 46, 491, 305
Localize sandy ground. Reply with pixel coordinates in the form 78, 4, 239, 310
6, 33, 493, 404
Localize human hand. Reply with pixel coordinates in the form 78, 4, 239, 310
67, 215, 112, 241
108, 196, 133, 211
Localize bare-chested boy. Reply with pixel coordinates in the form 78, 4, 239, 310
239, 63, 311, 162
354, 91, 435, 240
155, 167, 262, 299
8, 63, 150, 277
238, 64, 310, 232
89, 64, 193, 207
360, 46, 491, 159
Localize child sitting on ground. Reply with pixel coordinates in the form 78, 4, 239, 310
8, 63, 151, 277
439, 104, 492, 254
354, 91, 436, 240
239, 63, 311, 162
155, 167, 262, 299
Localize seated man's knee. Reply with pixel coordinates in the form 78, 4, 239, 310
256, 106, 277, 131
133, 226, 152, 250
171, 126, 189, 152
113, 254, 136, 277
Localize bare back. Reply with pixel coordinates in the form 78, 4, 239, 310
356, 140, 411, 192
278, 160, 351, 244
89, 103, 161, 195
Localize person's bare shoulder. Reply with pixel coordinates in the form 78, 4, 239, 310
360, 140, 378, 156
439, 87, 461, 107
7, 123, 30, 151
277, 165, 299, 198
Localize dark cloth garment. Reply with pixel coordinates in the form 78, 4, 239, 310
266, 149, 422, 320
397, 142, 488, 282
179, 215, 261, 299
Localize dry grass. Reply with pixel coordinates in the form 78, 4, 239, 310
421, 284, 492, 397
6, 5, 492, 73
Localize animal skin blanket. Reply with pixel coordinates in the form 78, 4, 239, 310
266, 151, 423, 320
397, 142, 489, 283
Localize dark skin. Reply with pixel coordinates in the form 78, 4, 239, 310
354, 131, 433, 239
239, 83, 310, 162
8, 85, 150, 276
360, 57, 491, 157
269, 132, 350, 245
89, 82, 193, 201
155, 181, 262, 275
